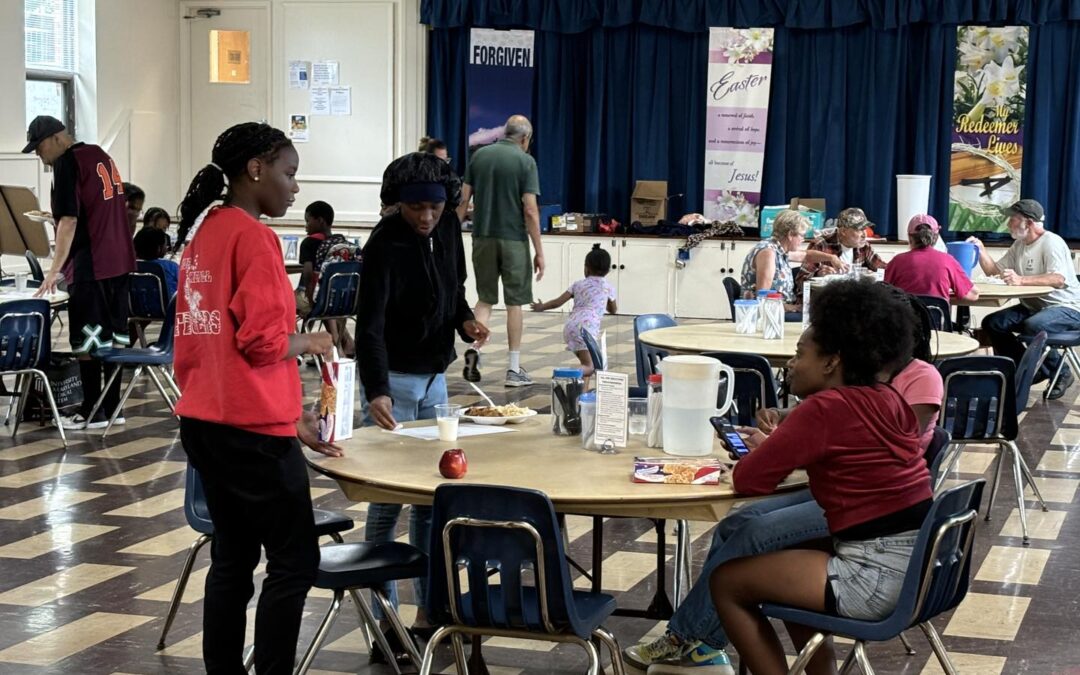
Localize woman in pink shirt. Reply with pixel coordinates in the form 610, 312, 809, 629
884, 214, 980, 302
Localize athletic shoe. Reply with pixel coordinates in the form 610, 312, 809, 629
1048, 369, 1075, 400
504, 368, 533, 387
57, 413, 91, 430
463, 348, 481, 382
87, 416, 126, 430
625, 633, 733, 674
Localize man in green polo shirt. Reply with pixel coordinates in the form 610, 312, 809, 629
458, 115, 544, 387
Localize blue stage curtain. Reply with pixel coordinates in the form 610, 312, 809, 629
425, 2, 1080, 238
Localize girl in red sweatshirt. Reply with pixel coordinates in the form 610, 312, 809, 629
172, 122, 338, 675
711, 279, 932, 675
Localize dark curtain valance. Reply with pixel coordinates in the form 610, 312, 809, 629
422, 0, 1080, 33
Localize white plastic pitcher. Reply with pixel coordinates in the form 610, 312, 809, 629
660, 355, 735, 457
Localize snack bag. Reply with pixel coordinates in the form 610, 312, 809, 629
632, 457, 723, 485
318, 348, 355, 442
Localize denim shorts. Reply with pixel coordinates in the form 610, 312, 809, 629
826, 531, 918, 621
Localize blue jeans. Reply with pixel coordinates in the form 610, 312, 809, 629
362, 371, 448, 618
667, 490, 828, 649
983, 304, 1080, 379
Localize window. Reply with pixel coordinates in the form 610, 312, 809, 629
25, 0, 76, 130
209, 30, 251, 84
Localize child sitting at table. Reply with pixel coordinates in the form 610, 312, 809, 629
133, 226, 179, 297
531, 244, 617, 379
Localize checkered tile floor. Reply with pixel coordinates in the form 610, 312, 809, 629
0, 311, 1076, 673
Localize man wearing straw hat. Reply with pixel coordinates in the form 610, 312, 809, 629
968, 199, 1080, 399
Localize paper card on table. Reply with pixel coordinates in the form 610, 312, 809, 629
595, 370, 629, 448
310, 88, 330, 115
312, 60, 339, 86
389, 425, 516, 441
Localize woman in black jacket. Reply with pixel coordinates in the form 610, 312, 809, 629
356, 152, 489, 656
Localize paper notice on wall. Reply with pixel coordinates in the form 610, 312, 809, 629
310, 88, 330, 115
289, 114, 309, 142
595, 370, 629, 448
312, 60, 339, 86
288, 60, 309, 89
329, 86, 351, 116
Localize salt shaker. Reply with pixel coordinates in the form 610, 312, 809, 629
551, 367, 584, 435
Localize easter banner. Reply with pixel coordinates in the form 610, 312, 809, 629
703, 27, 774, 227
949, 26, 1028, 233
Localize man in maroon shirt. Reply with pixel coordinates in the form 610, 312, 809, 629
24, 115, 136, 430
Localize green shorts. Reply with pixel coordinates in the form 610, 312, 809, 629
472, 237, 533, 306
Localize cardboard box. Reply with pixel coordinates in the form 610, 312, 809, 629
318, 352, 355, 443
760, 197, 826, 239
559, 212, 601, 235
630, 180, 668, 226
540, 204, 562, 233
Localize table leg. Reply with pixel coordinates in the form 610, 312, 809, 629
644, 519, 675, 618
590, 516, 604, 594
468, 635, 490, 675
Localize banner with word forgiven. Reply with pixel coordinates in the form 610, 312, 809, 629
466, 29, 535, 151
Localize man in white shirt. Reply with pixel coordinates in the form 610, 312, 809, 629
968, 199, 1080, 399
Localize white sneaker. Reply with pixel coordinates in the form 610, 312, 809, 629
86, 416, 126, 430
58, 413, 89, 430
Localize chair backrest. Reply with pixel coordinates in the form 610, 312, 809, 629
24, 251, 44, 282
580, 328, 604, 371
701, 351, 778, 426
722, 277, 741, 321
890, 480, 985, 627
936, 356, 1017, 441
426, 484, 592, 640
310, 261, 361, 318
633, 314, 676, 387
1015, 331, 1048, 415
925, 426, 952, 484
129, 261, 168, 320
916, 295, 952, 332
152, 296, 177, 353
184, 464, 215, 535
0, 299, 50, 371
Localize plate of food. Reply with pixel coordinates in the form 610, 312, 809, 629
459, 403, 537, 425
23, 210, 53, 224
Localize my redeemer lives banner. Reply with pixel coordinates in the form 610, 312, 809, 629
466, 29, 535, 152
703, 28, 774, 227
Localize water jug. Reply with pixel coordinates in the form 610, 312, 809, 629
660, 355, 735, 457
946, 242, 979, 278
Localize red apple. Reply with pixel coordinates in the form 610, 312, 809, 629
439, 448, 468, 479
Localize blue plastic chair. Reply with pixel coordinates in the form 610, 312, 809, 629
157, 464, 356, 650
702, 351, 779, 427
0, 299, 66, 446
934, 356, 1047, 544
722, 277, 741, 321
129, 260, 169, 346
916, 295, 953, 332
759, 480, 985, 675
580, 328, 604, 371
926, 426, 953, 488
85, 296, 180, 438
421, 484, 625, 675
302, 260, 361, 334
633, 314, 676, 387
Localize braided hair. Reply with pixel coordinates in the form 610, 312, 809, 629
175, 122, 292, 250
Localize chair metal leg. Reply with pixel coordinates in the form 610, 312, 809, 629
156, 533, 212, 649
102, 365, 142, 439
145, 367, 176, 411
344, 589, 374, 653
354, 588, 406, 675
852, 641, 876, 675
674, 519, 691, 608
1010, 441, 1032, 545
1044, 353, 1067, 399
294, 588, 344, 675
160, 366, 182, 400
85, 364, 123, 424
242, 644, 255, 672
4, 373, 23, 427
1011, 441, 1049, 513
31, 371, 67, 447
919, 622, 959, 675
419, 626, 456, 675
838, 647, 858, 675
933, 443, 965, 493
898, 631, 917, 655
371, 588, 423, 671
10, 374, 31, 439
785, 631, 827, 675
985, 442, 1007, 521
579, 637, 601, 675
592, 626, 625, 675
451, 633, 470, 675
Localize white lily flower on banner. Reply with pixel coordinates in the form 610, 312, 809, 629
978, 56, 1024, 109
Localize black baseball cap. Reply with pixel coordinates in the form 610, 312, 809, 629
22, 115, 65, 153
1002, 199, 1044, 222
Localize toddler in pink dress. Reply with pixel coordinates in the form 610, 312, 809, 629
532, 244, 618, 378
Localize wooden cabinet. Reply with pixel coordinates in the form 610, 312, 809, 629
614, 238, 677, 316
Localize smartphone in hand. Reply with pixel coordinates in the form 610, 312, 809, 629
709, 416, 750, 458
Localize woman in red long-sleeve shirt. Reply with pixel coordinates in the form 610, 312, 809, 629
710, 279, 932, 675
172, 122, 339, 675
